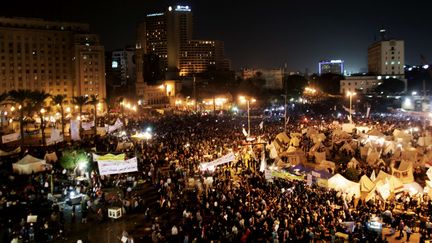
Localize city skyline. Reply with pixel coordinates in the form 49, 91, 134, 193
1, 0, 432, 73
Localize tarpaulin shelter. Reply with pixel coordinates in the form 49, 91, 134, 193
340, 142, 355, 155
359, 175, 376, 201
374, 170, 404, 195
391, 160, 414, 184
314, 151, 326, 164
13, 155, 50, 175
317, 160, 336, 174
44, 152, 58, 163
327, 174, 360, 198
289, 136, 300, 147
367, 129, 384, 137
311, 133, 326, 145
347, 157, 360, 169
275, 132, 290, 145
418, 136, 432, 147
0, 147, 21, 157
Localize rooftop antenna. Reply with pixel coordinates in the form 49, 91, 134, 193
379, 27, 387, 41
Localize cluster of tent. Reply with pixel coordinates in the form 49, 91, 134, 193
265, 122, 432, 202
326, 170, 424, 201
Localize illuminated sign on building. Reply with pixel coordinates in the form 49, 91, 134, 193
146, 13, 164, 17
175, 5, 191, 12
318, 59, 344, 75
112, 61, 118, 68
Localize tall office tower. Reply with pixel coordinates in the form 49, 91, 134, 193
368, 29, 404, 78
179, 40, 230, 76
0, 17, 106, 99
136, 5, 193, 78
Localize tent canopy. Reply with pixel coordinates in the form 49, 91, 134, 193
13, 155, 49, 175
359, 175, 375, 192
327, 174, 360, 198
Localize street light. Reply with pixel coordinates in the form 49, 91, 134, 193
239, 95, 256, 137
346, 91, 356, 123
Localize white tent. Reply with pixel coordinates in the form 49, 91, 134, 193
403, 182, 423, 196
13, 155, 49, 175
327, 174, 360, 198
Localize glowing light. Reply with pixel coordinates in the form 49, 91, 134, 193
40, 108, 46, 114
10, 106, 15, 112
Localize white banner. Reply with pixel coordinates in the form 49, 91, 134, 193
265, 169, 274, 182
97, 157, 138, 175
200, 152, 236, 170
47, 129, 64, 145
2, 132, 20, 143
70, 120, 80, 141
82, 120, 95, 131
108, 119, 123, 133
366, 107, 371, 118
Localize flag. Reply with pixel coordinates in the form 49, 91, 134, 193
342, 106, 355, 114
259, 149, 266, 172
259, 121, 264, 130
366, 107, 371, 118
242, 127, 248, 137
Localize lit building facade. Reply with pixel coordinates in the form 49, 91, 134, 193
368, 34, 404, 78
111, 47, 136, 86
135, 5, 230, 92
179, 40, 230, 76
318, 60, 344, 75
0, 17, 106, 99
340, 76, 381, 94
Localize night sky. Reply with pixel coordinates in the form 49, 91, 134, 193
2, 0, 432, 73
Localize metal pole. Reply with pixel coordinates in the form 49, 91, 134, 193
247, 99, 250, 137
349, 95, 352, 123
193, 75, 197, 112
284, 95, 287, 132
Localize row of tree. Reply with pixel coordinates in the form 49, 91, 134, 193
0, 90, 101, 147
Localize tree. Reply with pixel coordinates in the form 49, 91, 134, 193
87, 94, 99, 135
104, 96, 115, 120
52, 94, 67, 137
8, 89, 31, 147
72, 96, 89, 138
375, 78, 405, 94
284, 74, 308, 96
29, 90, 50, 146
315, 73, 344, 94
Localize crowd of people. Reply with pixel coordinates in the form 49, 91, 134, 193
1, 107, 432, 242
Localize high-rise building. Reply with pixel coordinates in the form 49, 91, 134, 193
318, 60, 344, 75
111, 47, 136, 86
368, 29, 404, 78
136, 5, 193, 75
0, 17, 106, 99
135, 5, 230, 92
179, 40, 230, 76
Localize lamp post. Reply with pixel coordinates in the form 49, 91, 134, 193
346, 91, 356, 123
239, 96, 256, 137
281, 94, 287, 132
